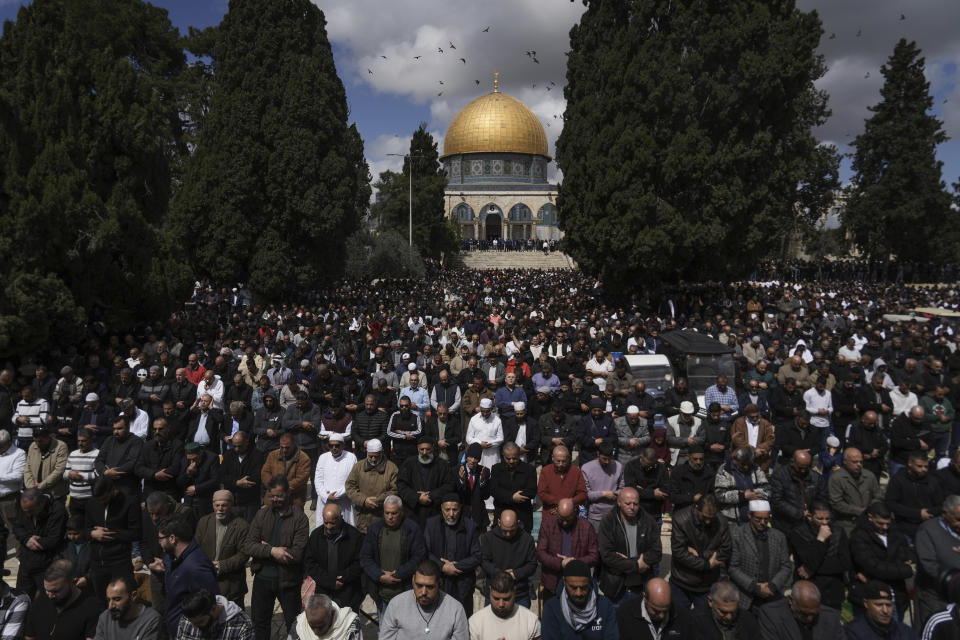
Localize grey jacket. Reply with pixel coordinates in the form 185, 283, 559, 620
727, 522, 793, 609
614, 415, 650, 466
827, 467, 881, 530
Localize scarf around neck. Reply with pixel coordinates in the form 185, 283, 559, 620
560, 584, 598, 632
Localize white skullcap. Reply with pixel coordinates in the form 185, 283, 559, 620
680, 401, 695, 414
479, 398, 493, 409
402, 352, 411, 359
328, 432, 345, 443
85, 393, 99, 403
513, 401, 526, 411
407, 363, 417, 371
366, 439, 383, 452
749, 500, 771, 513
626, 405, 640, 415
826, 435, 840, 448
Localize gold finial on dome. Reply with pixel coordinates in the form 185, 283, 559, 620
494, 71, 499, 93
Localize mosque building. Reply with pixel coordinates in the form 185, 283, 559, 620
441, 73, 561, 242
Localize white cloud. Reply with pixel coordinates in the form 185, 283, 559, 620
318, 0, 960, 188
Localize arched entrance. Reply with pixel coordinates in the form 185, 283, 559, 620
483, 204, 503, 240
485, 213, 501, 240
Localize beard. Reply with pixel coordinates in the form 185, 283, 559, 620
419, 454, 434, 465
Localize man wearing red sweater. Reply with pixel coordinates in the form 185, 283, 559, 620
537, 445, 587, 520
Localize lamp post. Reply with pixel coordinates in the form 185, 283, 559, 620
386, 153, 425, 253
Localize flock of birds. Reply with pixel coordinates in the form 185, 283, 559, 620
365, 12, 949, 137
365, 25, 560, 106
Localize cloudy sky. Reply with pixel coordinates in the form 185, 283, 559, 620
2, 0, 958, 191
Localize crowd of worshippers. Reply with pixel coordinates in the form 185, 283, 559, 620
4, 271, 960, 639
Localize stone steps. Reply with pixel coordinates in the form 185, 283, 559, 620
460, 250, 576, 270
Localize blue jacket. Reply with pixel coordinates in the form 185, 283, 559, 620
541, 583, 619, 640
163, 540, 219, 636
359, 517, 426, 603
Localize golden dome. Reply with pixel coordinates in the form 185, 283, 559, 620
442, 82, 550, 160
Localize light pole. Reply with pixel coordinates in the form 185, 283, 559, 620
386, 153, 425, 251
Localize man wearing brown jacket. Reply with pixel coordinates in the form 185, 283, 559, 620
195, 490, 249, 607
344, 438, 398, 534
24, 427, 69, 498
259, 433, 311, 506
241, 475, 309, 640
730, 404, 776, 470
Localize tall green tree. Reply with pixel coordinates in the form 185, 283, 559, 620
556, 0, 839, 289
371, 123, 453, 260
843, 39, 953, 262
170, 0, 370, 298
0, 0, 192, 357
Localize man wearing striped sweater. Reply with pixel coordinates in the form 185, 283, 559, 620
64, 430, 99, 522
12, 386, 49, 452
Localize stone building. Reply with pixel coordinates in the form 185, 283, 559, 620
441, 73, 561, 242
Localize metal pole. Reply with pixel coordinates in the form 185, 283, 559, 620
409, 158, 413, 249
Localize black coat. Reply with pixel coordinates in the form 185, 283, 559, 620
623, 458, 669, 517
423, 413, 462, 463
186, 408, 226, 449
890, 414, 932, 464
176, 450, 220, 511
219, 446, 266, 508
480, 525, 538, 596
689, 604, 760, 640
538, 412, 578, 465
135, 437, 185, 499
849, 521, 914, 605
778, 422, 823, 459
847, 422, 889, 478
788, 520, 851, 610
668, 462, 714, 511
303, 522, 364, 611
617, 598, 695, 640
488, 461, 538, 531
597, 508, 660, 599
769, 464, 823, 532
701, 418, 731, 470
423, 514, 481, 604
885, 469, 943, 538
86, 491, 141, 567
500, 415, 541, 462
352, 410, 389, 448
455, 463, 491, 533
397, 457, 455, 528
13, 499, 67, 572
770, 386, 805, 428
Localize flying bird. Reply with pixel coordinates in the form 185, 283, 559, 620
449, 42, 456, 49
413, 56, 422, 60
482, 26, 490, 32
380, 55, 387, 59
439, 80, 444, 85
944, 98, 949, 104
856, 28, 862, 37
550, 81, 556, 86
553, 115, 557, 119
533, 57, 540, 64
900, 13, 906, 20
532, 83, 537, 88
864, 72, 870, 78
437, 47, 444, 54
525, 51, 533, 57
475, 79, 480, 85
459, 58, 466, 64
829, 33, 836, 39
367, 68, 373, 74
546, 86, 551, 91
438, 92, 443, 96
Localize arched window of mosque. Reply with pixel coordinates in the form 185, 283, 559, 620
538, 204, 559, 226
508, 204, 532, 222
455, 204, 475, 222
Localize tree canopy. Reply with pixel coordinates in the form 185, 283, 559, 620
169, 0, 370, 299
556, 0, 839, 290
0, 0, 193, 357
371, 123, 455, 261
843, 39, 955, 262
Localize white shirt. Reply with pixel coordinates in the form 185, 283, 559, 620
0, 445, 26, 497
745, 418, 760, 448
838, 346, 861, 361
466, 412, 504, 470
129, 407, 150, 439
197, 378, 225, 410
803, 387, 833, 429
585, 357, 613, 392
314, 449, 357, 526
890, 388, 919, 418
468, 603, 541, 640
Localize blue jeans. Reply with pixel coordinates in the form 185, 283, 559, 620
931, 432, 950, 459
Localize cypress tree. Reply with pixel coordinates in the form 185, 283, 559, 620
170, 0, 370, 298
371, 123, 453, 261
556, 0, 838, 290
0, 0, 191, 356
843, 39, 954, 263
